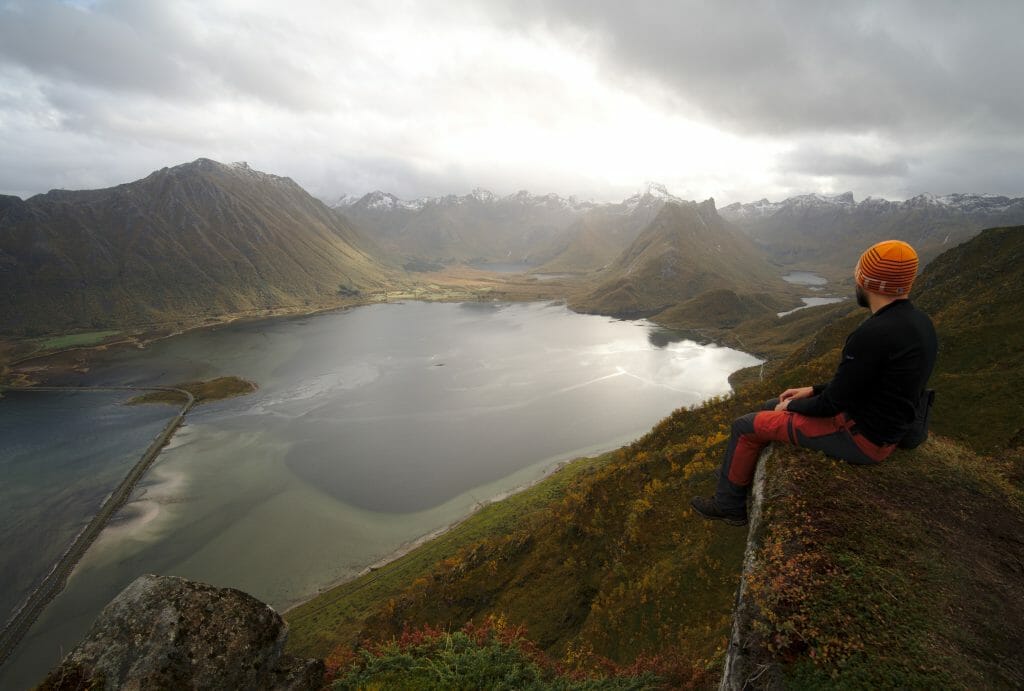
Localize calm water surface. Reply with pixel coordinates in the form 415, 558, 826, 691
1, 301, 758, 688
781, 270, 828, 286
0, 392, 174, 624
778, 271, 847, 316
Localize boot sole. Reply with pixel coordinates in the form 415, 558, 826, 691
690, 501, 748, 527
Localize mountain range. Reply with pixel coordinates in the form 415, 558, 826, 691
337, 183, 1024, 281
335, 188, 595, 267
5, 157, 1022, 344
336, 183, 741, 271
720, 191, 1024, 274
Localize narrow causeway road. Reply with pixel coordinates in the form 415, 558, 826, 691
0, 385, 195, 670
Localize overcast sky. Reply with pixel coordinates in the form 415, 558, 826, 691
1, 0, 1022, 204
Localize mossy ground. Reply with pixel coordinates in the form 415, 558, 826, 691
747, 438, 1024, 688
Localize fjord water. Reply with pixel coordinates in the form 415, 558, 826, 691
1, 301, 758, 688
0, 391, 176, 626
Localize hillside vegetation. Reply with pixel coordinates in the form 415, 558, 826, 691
287, 226, 1024, 688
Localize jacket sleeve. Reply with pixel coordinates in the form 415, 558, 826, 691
787, 328, 882, 418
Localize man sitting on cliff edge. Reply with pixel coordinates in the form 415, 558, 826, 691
691, 239, 938, 527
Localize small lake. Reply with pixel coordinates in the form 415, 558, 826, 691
778, 271, 846, 317
782, 271, 828, 286
0, 301, 758, 688
777, 296, 847, 317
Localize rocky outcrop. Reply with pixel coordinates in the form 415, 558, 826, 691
38, 574, 323, 691
720, 447, 780, 691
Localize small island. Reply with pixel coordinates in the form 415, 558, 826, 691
128, 376, 257, 406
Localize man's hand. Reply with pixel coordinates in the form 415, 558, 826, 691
774, 387, 812, 411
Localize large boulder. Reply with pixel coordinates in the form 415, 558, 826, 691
38, 574, 323, 691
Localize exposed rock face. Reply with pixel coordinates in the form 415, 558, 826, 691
38, 574, 323, 691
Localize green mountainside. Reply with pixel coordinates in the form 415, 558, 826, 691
286, 226, 1024, 688
0, 159, 394, 336
573, 200, 786, 319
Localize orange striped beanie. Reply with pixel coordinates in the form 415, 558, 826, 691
855, 240, 919, 296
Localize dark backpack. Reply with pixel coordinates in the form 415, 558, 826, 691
898, 388, 935, 449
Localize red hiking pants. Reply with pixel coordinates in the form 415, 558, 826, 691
714, 399, 895, 512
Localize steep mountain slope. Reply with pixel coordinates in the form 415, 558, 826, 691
902, 225, 1024, 451
529, 184, 680, 275
574, 200, 785, 318
721, 191, 1024, 275
287, 225, 1024, 688
0, 159, 393, 336
336, 188, 595, 266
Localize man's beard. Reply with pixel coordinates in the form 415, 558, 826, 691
855, 284, 870, 308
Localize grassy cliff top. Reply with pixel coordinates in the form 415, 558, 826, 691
744, 436, 1024, 687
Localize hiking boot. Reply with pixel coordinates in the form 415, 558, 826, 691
690, 496, 748, 526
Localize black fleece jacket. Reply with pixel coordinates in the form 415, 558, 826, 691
786, 299, 938, 445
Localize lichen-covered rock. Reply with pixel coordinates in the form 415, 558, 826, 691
38, 574, 323, 691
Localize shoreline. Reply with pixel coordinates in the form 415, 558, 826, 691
1, 300, 373, 386
1, 268, 573, 386
281, 452, 585, 616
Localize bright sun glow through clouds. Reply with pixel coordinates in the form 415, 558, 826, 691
1, 0, 1021, 202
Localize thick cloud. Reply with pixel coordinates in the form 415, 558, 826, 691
503, 0, 1024, 137
0, 0, 1021, 203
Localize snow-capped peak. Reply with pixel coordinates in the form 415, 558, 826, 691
643, 181, 675, 199
349, 190, 426, 211
720, 190, 1024, 221
332, 193, 361, 207
618, 182, 688, 213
